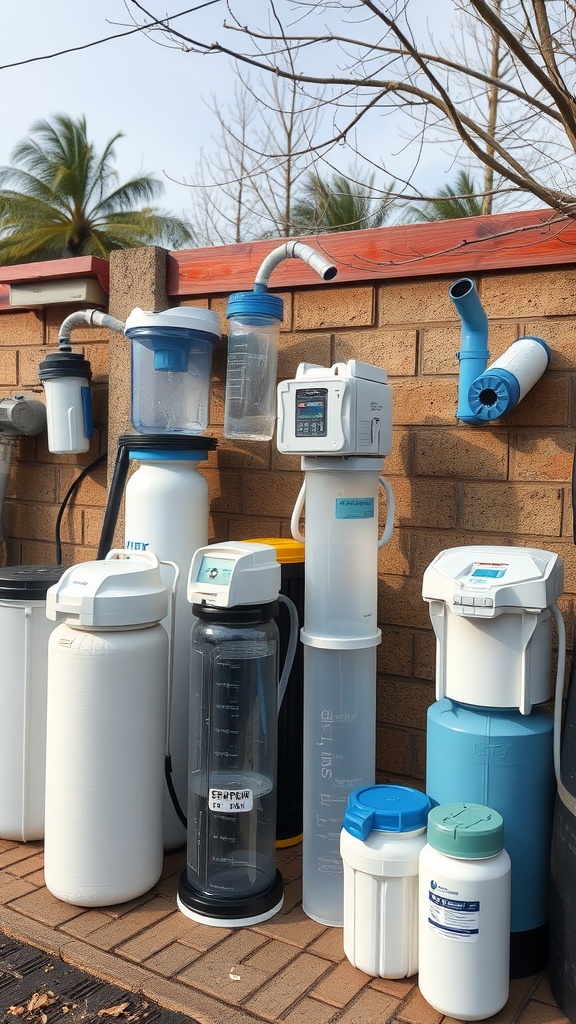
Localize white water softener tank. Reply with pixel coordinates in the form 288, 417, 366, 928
44, 551, 168, 907
0, 565, 66, 841
423, 545, 564, 977
418, 802, 511, 1021
123, 435, 216, 851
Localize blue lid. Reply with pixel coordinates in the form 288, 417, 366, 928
343, 785, 431, 841
468, 367, 520, 420
227, 291, 284, 323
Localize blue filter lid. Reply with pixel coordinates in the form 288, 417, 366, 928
125, 306, 221, 372
226, 291, 284, 324
343, 785, 431, 841
468, 368, 520, 420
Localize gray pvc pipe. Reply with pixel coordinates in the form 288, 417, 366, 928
254, 242, 337, 292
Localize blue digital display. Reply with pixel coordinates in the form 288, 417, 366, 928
471, 566, 506, 579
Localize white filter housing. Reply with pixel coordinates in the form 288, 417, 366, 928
124, 456, 210, 849
341, 825, 426, 978
44, 622, 167, 906
300, 457, 382, 644
423, 545, 563, 713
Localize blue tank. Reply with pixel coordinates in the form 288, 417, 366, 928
426, 698, 555, 977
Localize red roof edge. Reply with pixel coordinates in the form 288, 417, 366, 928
167, 209, 576, 297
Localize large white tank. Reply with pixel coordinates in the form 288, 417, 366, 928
0, 565, 65, 841
43, 552, 168, 907
124, 442, 213, 849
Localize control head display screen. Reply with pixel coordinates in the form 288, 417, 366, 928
295, 388, 328, 437
196, 556, 234, 587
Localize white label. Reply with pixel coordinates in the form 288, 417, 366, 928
208, 787, 253, 813
428, 890, 480, 942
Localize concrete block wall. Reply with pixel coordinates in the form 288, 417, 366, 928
2, 241, 575, 788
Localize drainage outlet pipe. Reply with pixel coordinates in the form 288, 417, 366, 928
449, 278, 490, 424
468, 336, 550, 422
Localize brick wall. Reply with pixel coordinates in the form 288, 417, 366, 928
186, 267, 575, 785
2, 226, 575, 787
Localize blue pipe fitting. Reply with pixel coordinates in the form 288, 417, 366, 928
449, 278, 489, 424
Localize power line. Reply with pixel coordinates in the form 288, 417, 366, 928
0, 0, 222, 72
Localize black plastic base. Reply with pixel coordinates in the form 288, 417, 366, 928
177, 869, 284, 926
510, 924, 548, 978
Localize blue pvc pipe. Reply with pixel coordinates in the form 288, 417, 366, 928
449, 278, 489, 424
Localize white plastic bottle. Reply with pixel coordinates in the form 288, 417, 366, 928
341, 785, 431, 978
418, 802, 511, 1021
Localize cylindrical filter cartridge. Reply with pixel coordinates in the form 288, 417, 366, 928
299, 456, 382, 926
468, 336, 550, 421
341, 785, 431, 978
418, 802, 511, 1021
39, 350, 93, 454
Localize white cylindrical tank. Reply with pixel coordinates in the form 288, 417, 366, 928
301, 457, 382, 641
124, 448, 211, 849
418, 802, 511, 1021
341, 785, 431, 979
0, 565, 65, 841
299, 456, 383, 926
44, 552, 169, 907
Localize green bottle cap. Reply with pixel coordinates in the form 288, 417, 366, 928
427, 802, 505, 859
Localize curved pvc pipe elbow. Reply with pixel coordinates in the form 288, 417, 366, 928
254, 241, 337, 292
449, 278, 490, 424
58, 309, 126, 349
468, 336, 550, 421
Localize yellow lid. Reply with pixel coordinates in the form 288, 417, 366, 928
244, 537, 305, 564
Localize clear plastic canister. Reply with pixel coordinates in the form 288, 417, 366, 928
125, 306, 220, 434
180, 601, 283, 926
341, 785, 431, 978
224, 291, 284, 441
418, 802, 511, 1021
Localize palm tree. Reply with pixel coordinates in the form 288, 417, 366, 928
0, 114, 194, 264
405, 171, 484, 222
290, 169, 396, 233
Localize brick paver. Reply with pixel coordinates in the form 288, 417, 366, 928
0, 843, 570, 1024
311, 957, 371, 1007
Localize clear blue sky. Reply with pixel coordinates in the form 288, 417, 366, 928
0, 0, 464, 222
0, 0, 239, 218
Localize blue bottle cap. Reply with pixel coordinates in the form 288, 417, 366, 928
343, 785, 431, 841
226, 291, 284, 323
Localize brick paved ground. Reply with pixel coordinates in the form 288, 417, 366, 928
0, 839, 569, 1024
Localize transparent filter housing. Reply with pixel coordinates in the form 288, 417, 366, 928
178, 605, 284, 926
224, 292, 284, 442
